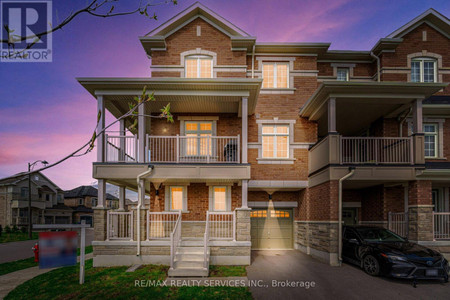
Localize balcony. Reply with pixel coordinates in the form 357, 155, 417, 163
105, 134, 241, 164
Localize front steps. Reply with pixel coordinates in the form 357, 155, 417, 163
168, 238, 210, 277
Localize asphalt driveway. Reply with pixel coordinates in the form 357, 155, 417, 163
246, 250, 449, 300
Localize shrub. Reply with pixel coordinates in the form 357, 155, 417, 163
12, 225, 19, 233
0, 225, 2, 237
20, 226, 27, 233
5, 225, 12, 234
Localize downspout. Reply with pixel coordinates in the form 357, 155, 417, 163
251, 44, 255, 78
136, 165, 154, 256
338, 168, 355, 265
370, 52, 380, 82
398, 107, 412, 137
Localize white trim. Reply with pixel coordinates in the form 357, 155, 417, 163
208, 185, 231, 211
165, 185, 188, 211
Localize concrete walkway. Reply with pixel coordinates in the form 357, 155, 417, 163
0, 253, 93, 299
246, 250, 449, 300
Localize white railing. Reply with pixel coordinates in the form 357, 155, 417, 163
433, 212, 450, 240
146, 135, 240, 163
147, 212, 181, 239
204, 211, 210, 269
207, 211, 236, 240
105, 133, 138, 162
107, 211, 133, 240
340, 137, 413, 165
388, 212, 408, 238
170, 211, 182, 269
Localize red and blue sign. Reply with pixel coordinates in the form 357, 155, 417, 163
39, 231, 77, 269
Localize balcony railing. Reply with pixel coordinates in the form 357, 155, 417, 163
341, 137, 413, 165
105, 133, 137, 162
146, 135, 240, 163
106, 211, 133, 240
207, 211, 236, 240
388, 212, 408, 238
433, 212, 450, 240
147, 211, 181, 239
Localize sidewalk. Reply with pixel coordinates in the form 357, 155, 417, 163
0, 253, 93, 299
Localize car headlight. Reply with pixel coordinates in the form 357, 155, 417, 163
386, 255, 408, 262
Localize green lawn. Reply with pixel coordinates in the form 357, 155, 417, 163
0, 246, 93, 276
209, 265, 247, 277
0, 232, 39, 243
6, 260, 252, 300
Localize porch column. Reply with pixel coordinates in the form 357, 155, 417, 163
328, 97, 337, 133
241, 179, 248, 208
241, 97, 248, 163
408, 180, 433, 241
118, 186, 126, 211
138, 99, 147, 162
119, 118, 126, 161
97, 95, 105, 162
97, 179, 106, 208
412, 99, 425, 165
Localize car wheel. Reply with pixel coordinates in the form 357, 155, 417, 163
363, 255, 380, 276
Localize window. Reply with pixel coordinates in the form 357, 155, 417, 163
185, 55, 213, 78
262, 125, 289, 158
79, 198, 84, 206
184, 121, 213, 156
92, 198, 97, 207
170, 187, 184, 211
20, 187, 28, 197
411, 58, 436, 82
46, 194, 50, 201
424, 123, 438, 158
262, 63, 288, 88
336, 68, 349, 81
212, 186, 227, 211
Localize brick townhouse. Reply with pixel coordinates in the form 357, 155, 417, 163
77, 3, 450, 275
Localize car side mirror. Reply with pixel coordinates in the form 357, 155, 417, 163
349, 238, 360, 245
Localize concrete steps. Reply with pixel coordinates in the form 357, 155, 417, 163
168, 238, 210, 277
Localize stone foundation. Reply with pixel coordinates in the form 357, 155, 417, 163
181, 221, 205, 237
295, 221, 339, 266
408, 205, 434, 241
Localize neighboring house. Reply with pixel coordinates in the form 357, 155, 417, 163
0, 171, 72, 227
64, 185, 119, 225
77, 3, 450, 275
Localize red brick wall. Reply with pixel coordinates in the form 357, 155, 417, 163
408, 180, 432, 206
361, 186, 384, 221
300, 181, 339, 221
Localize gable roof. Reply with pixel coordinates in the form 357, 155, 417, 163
145, 2, 251, 38
64, 185, 118, 200
386, 8, 450, 39
0, 171, 62, 191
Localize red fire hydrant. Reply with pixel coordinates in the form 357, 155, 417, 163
32, 243, 39, 262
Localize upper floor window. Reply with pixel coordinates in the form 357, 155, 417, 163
424, 123, 438, 158
92, 198, 97, 207
337, 68, 349, 81
262, 125, 289, 158
262, 63, 289, 88
185, 55, 213, 78
411, 58, 436, 83
79, 198, 84, 206
20, 187, 28, 197
185, 121, 213, 156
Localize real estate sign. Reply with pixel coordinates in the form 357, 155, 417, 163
39, 231, 77, 269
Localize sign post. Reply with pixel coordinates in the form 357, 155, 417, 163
80, 220, 86, 284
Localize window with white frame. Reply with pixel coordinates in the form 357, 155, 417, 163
169, 186, 184, 211
411, 57, 437, 83
212, 186, 227, 211
185, 55, 213, 78
262, 125, 289, 158
184, 121, 213, 156
336, 68, 349, 81
92, 198, 97, 207
79, 198, 84, 205
262, 62, 289, 88
424, 123, 438, 158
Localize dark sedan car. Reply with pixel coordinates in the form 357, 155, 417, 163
342, 226, 449, 282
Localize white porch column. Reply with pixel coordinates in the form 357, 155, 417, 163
119, 119, 126, 161
97, 179, 106, 208
412, 99, 423, 134
241, 97, 248, 164
97, 95, 105, 162
118, 186, 126, 211
328, 97, 337, 133
138, 99, 146, 162
241, 179, 248, 208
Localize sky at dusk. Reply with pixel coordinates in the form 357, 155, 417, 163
0, 0, 449, 190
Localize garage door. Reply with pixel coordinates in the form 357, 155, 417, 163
251, 209, 293, 249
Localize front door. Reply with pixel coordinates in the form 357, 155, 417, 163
250, 209, 293, 249
342, 208, 357, 225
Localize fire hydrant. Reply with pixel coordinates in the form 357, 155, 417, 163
32, 243, 39, 262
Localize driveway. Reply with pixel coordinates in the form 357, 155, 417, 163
0, 228, 94, 264
246, 250, 449, 300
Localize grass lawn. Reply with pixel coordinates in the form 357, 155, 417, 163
6, 260, 252, 300
0, 232, 39, 243
0, 246, 93, 276
209, 265, 247, 277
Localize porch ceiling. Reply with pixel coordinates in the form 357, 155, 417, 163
300, 81, 448, 136
77, 78, 262, 131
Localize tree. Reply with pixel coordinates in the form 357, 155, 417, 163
2, 0, 177, 58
